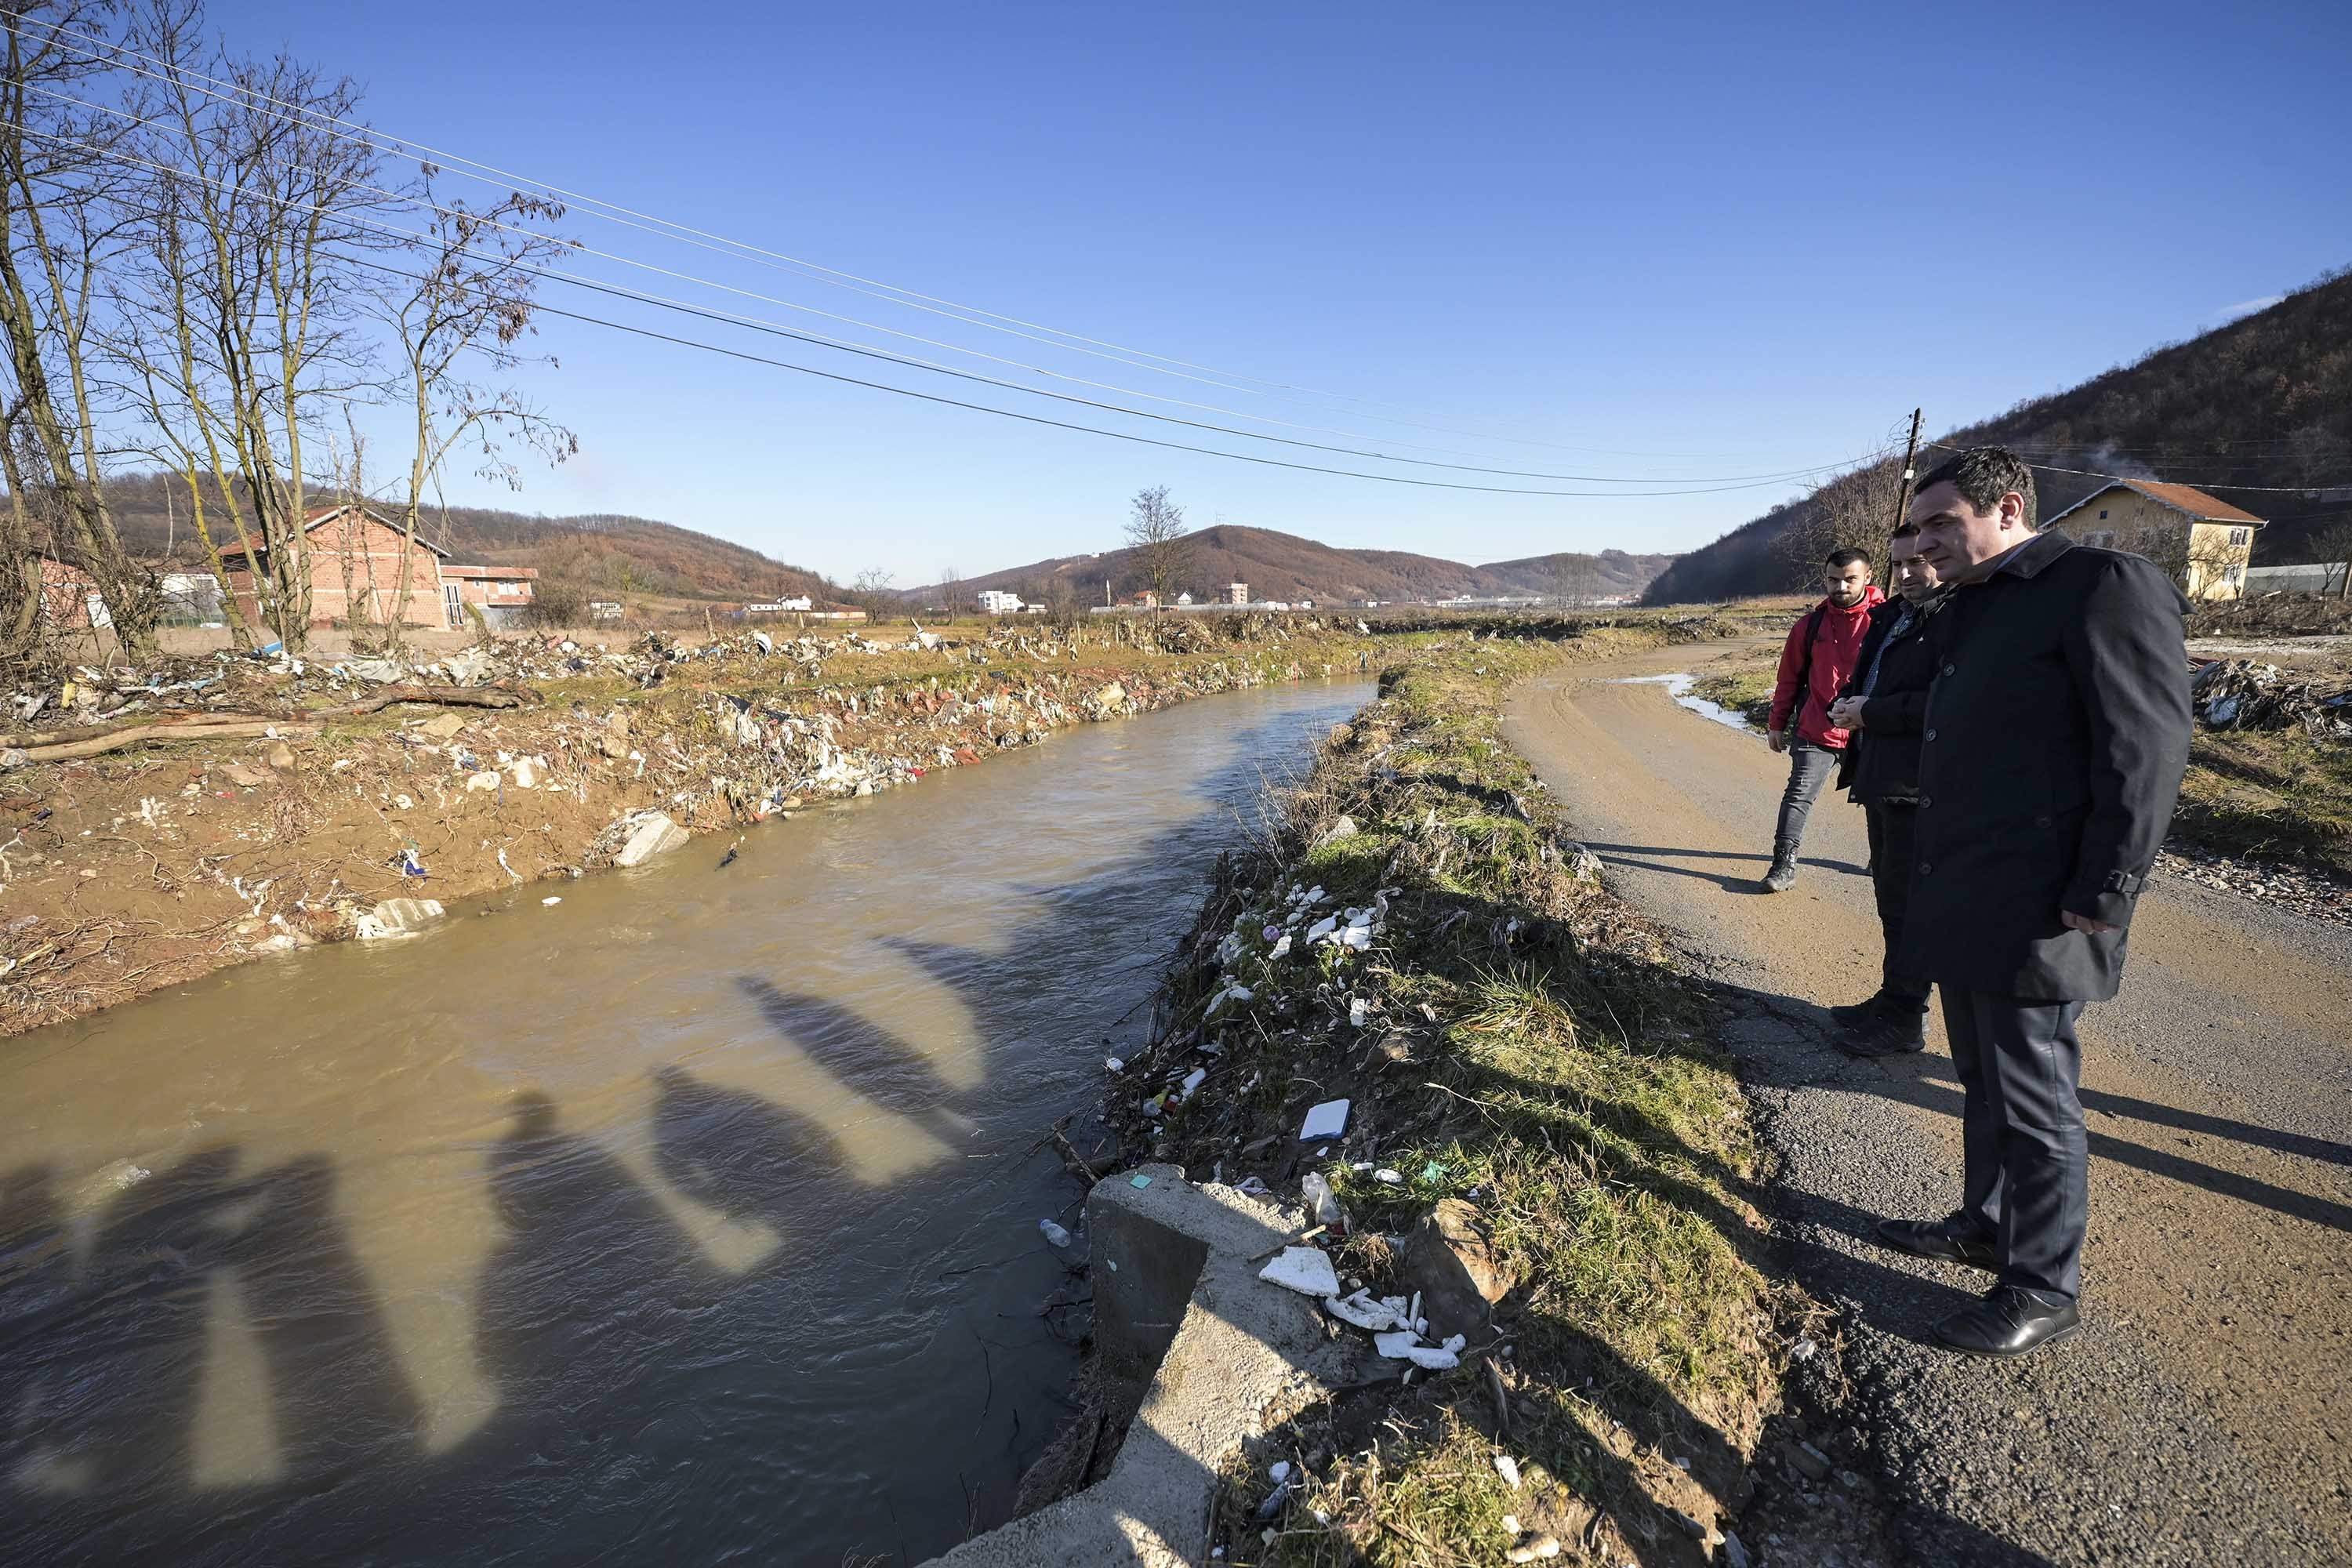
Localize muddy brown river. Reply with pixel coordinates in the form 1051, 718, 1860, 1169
0, 679, 1369, 1567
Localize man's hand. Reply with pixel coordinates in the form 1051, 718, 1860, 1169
1827, 696, 1866, 729
2060, 909, 2120, 936
1767, 727, 1788, 754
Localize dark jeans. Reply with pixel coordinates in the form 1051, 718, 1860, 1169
1863, 802, 1932, 1012
1944, 989, 2089, 1301
1771, 742, 1838, 861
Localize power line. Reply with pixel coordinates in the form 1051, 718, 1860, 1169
16, 114, 1898, 492
20, 79, 1858, 483
324, 251, 1915, 500
4, 7, 1794, 461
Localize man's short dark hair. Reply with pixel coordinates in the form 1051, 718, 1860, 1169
1916, 446, 2038, 528
1889, 520, 1920, 539
1824, 546, 1871, 569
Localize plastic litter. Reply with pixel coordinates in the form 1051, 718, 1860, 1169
1300, 1171, 1343, 1228
1320, 1289, 1403, 1330
1038, 1218, 1074, 1249
1258, 1247, 1341, 1298
1373, 1329, 1467, 1369
1298, 1098, 1351, 1142
1178, 1066, 1207, 1100
1128, 1174, 1152, 1189
541, 896, 562, 906
1374, 1168, 1403, 1185
1494, 1454, 1522, 1489
1105, 1057, 1125, 1073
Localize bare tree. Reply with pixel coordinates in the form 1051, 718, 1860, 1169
1552, 554, 1599, 608
111, 0, 387, 651
937, 564, 960, 619
2296, 517, 2352, 600
1042, 571, 1076, 627
0, 2, 159, 656
374, 173, 574, 649
849, 566, 896, 623
1124, 484, 1189, 612
1773, 452, 1909, 587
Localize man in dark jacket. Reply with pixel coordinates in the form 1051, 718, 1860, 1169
1758, 548, 1883, 891
1823, 524, 1948, 1055
1874, 447, 2190, 1360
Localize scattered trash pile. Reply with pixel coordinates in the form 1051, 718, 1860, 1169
1075, 639, 1772, 1568
2191, 658, 2352, 739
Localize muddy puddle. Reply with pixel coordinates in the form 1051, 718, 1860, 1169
0, 678, 1370, 1567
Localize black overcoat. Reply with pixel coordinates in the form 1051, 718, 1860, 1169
1896, 530, 2190, 1002
1836, 593, 1947, 804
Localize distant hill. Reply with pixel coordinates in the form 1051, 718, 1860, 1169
1645, 268, 2352, 604
931, 524, 1675, 606
99, 473, 837, 605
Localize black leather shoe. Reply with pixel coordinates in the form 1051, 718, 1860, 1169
1875, 1215, 1999, 1270
1759, 855, 1797, 892
1840, 1010, 1927, 1057
1933, 1286, 2081, 1359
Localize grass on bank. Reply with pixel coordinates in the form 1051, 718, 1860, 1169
1114, 633, 1790, 1566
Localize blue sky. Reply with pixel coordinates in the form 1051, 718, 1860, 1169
220, 0, 2350, 583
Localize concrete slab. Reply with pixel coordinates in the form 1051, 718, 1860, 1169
925, 1166, 1356, 1567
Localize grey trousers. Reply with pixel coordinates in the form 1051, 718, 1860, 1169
1771, 742, 1838, 861
1945, 989, 2089, 1301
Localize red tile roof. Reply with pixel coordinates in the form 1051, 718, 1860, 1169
2052, 480, 2264, 528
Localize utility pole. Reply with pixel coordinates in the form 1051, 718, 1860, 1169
1891, 408, 1925, 532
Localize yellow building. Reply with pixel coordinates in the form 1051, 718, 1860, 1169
2047, 479, 2263, 601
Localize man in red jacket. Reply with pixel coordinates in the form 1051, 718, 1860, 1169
1759, 547, 1884, 891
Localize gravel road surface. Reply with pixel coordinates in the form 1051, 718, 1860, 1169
1505, 640, 2351, 1567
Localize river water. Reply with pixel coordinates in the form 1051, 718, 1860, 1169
0, 678, 1370, 1567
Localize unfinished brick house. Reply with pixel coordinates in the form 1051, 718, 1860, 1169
217, 505, 451, 630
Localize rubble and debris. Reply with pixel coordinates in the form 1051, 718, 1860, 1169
2192, 657, 2352, 736
354, 897, 445, 941
614, 811, 690, 867
1257, 1246, 1342, 1298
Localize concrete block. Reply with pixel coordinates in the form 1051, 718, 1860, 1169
926, 1167, 1358, 1568
615, 811, 688, 867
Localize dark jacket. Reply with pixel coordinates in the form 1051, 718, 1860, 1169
1836, 593, 1948, 804
1896, 531, 2191, 1002
1767, 586, 1884, 749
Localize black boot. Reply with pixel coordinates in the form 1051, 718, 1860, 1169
1759, 850, 1797, 892
1841, 1007, 1928, 1057
1828, 990, 1890, 1029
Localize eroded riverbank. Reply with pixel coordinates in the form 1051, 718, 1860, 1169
2, 616, 1383, 1036
0, 677, 1372, 1567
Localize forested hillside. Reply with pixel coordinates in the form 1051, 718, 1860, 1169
1645, 269, 2352, 602
934, 524, 1672, 606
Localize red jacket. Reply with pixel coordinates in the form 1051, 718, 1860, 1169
1767, 587, 1885, 749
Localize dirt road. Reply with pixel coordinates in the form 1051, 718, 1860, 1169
1504, 640, 2352, 1566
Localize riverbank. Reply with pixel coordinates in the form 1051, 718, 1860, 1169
2, 615, 1389, 1036
1051, 622, 1815, 1566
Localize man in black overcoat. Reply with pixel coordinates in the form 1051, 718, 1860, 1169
1824, 523, 1949, 1056
1874, 447, 2190, 1359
